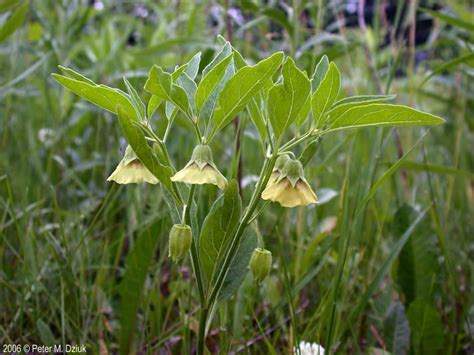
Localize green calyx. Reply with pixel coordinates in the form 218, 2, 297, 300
280, 159, 304, 186
274, 154, 291, 172
168, 224, 192, 262
249, 248, 272, 283
122, 145, 138, 165
191, 144, 213, 162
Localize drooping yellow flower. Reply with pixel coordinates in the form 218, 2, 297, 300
171, 144, 227, 189
262, 159, 317, 208
107, 145, 159, 184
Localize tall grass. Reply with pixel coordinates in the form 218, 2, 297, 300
1, 1, 472, 353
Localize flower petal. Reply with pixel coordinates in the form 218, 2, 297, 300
171, 163, 228, 189
107, 160, 159, 184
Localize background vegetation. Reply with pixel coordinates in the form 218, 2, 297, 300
0, 0, 472, 353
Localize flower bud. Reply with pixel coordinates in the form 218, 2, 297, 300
168, 224, 192, 262
249, 248, 272, 283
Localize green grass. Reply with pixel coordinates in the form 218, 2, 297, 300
1, 1, 472, 354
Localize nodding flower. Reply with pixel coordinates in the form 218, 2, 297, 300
107, 145, 159, 185
168, 224, 192, 262
261, 158, 317, 208
249, 248, 272, 283
171, 144, 227, 190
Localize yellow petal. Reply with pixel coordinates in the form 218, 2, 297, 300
107, 160, 159, 184
262, 178, 318, 208
266, 171, 280, 188
262, 179, 290, 201
171, 163, 228, 189
296, 180, 318, 204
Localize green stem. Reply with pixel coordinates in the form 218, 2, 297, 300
197, 306, 209, 355
184, 185, 205, 305
205, 153, 278, 315
280, 129, 319, 152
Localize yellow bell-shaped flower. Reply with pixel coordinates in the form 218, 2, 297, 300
261, 158, 317, 208
107, 145, 159, 184
171, 144, 227, 189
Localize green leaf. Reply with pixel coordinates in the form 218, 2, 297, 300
295, 95, 311, 126
327, 95, 395, 118
123, 77, 146, 120
407, 299, 444, 354
333, 94, 395, 106
147, 95, 162, 118
0, 1, 27, 43
326, 104, 445, 132
116, 106, 177, 201
397, 161, 474, 181
119, 222, 163, 355
58, 65, 95, 85
348, 207, 428, 324
268, 57, 311, 138
37, 319, 56, 346
394, 205, 439, 304
176, 72, 197, 115
195, 53, 233, 113
383, 302, 411, 355
202, 42, 232, 76
246, 93, 267, 144
421, 51, 474, 87
215, 36, 246, 69
0, 0, 22, 13
262, 7, 294, 37
199, 180, 242, 284
211, 52, 284, 138
219, 226, 258, 302
311, 55, 329, 91
183, 52, 201, 79
52, 71, 138, 121
299, 140, 318, 167
171, 63, 189, 80
421, 8, 474, 32
312, 62, 341, 128
144, 66, 190, 118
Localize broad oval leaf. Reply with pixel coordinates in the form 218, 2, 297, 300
311, 55, 329, 92
326, 104, 445, 132
199, 180, 242, 284
144, 66, 190, 117
219, 226, 258, 302
211, 52, 284, 138
383, 302, 411, 355
195, 53, 233, 113
52, 71, 138, 122
268, 57, 311, 138
327, 95, 396, 119
312, 62, 341, 128
407, 299, 444, 354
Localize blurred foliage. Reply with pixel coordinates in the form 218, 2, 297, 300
0, 0, 472, 353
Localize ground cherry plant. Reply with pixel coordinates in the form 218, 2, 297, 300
52, 37, 444, 354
